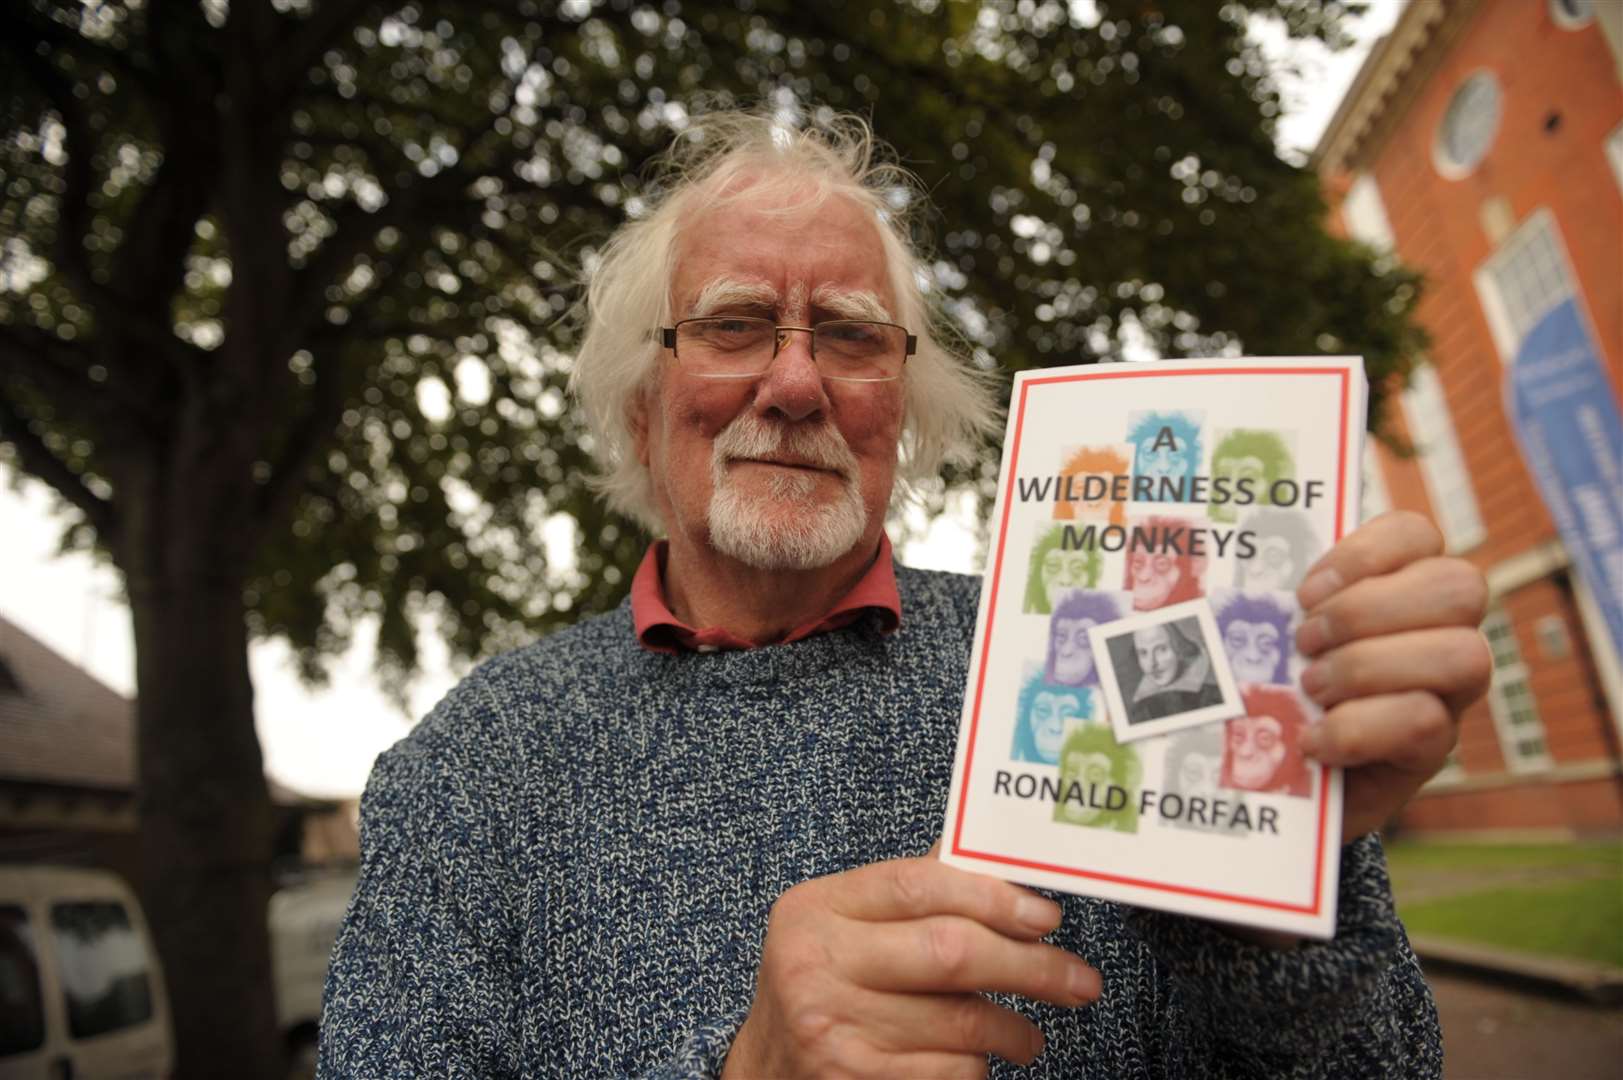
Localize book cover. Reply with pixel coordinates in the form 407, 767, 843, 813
940, 356, 1366, 939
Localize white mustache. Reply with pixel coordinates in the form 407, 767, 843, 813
711, 415, 859, 478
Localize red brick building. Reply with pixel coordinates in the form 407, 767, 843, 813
1317, 0, 1622, 836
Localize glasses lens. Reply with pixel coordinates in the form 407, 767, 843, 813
675, 317, 776, 375
815, 321, 905, 381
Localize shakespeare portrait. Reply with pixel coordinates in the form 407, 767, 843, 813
1045, 590, 1127, 687
1054, 445, 1130, 526
1209, 428, 1296, 524
1214, 591, 1295, 685
1052, 724, 1142, 833
1108, 618, 1223, 725
1128, 411, 1203, 502
1010, 674, 1092, 765
1222, 685, 1314, 798
1025, 525, 1103, 614
1234, 508, 1322, 593
1123, 516, 1207, 611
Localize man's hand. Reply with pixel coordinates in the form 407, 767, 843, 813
722, 848, 1100, 1080
1293, 511, 1492, 842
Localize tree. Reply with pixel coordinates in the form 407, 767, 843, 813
0, 0, 1420, 1072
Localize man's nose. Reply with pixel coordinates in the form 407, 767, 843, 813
752, 328, 830, 422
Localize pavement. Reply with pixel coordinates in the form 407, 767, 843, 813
1428, 969, 1623, 1080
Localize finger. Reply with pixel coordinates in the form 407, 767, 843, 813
888, 1051, 990, 1080
846, 915, 1100, 1006
1297, 510, 1443, 610
1302, 692, 1461, 841
829, 855, 1063, 941
1299, 627, 1492, 712
861, 990, 1044, 1066
1299, 691, 1456, 772
1296, 556, 1488, 656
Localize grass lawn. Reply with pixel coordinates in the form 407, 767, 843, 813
1384, 840, 1622, 881
1384, 840, 1623, 968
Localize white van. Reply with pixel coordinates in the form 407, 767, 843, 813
0, 865, 174, 1080
269, 870, 357, 1073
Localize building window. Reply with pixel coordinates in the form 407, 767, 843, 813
1400, 363, 1486, 552
1550, 0, 1594, 29
1481, 609, 1554, 773
1607, 123, 1623, 192
1435, 72, 1502, 179
1360, 442, 1392, 523
1341, 173, 1396, 253
1475, 210, 1578, 361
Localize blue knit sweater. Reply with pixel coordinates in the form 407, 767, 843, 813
320, 565, 1442, 1078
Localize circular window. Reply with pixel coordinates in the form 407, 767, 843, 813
1434, 72, 1502, 179
1550, 0, 1594, 29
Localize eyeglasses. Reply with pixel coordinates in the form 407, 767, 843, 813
659, 317, 916, 382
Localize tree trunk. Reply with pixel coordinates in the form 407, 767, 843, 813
129, 568, 284, 1080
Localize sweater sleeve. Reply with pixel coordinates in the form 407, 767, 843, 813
317, 678, 528, 1078
315, 670, 757, 1079
1121, 833, 1443, 1079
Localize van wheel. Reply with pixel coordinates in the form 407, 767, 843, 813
285, 1024, 319, 1080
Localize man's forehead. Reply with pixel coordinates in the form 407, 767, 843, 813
670, 190, 893, 307
683, 276, 891, 320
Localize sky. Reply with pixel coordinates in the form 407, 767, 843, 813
0, 0, 1405, 800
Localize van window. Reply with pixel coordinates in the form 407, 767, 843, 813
51, 901, 155, 1040
1, 905, 45, 1055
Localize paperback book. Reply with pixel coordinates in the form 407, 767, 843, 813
940, 356, 1367, 939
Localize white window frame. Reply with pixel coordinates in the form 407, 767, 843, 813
1360, 441, 1392, 523
1607, 123, 1623, 193
1400, 362, 1487, 553
1341, 173, 1396, 253
1434, 70, 1503, 180
1481, 609, 1554, 774
1472, 208, 1579, 362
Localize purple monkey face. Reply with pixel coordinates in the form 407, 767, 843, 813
1224, 619, 1284, 683
1049, 616, 1098, 685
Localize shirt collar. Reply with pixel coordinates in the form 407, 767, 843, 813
631, 534, 902, 654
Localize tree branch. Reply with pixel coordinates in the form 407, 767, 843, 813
266, 0, 377, 101
1, 38, 195, 362
0, 322, 151, 421
252, 344, 353, 532
0, 2, 161, 97
0, 390, 118, 539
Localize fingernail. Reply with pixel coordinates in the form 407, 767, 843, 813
1016, 894, 1061, 935
1297, 615, 1331, 656
1069, 963, 1101, 1003
1298, 568, 1343, 610
1300, 660, 1330, 701
1299, 725, 1325, 759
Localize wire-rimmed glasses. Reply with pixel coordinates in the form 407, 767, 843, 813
659, 317, 916, 382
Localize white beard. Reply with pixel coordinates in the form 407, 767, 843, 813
706, 414, 868, 571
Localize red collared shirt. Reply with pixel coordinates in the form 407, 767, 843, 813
631, 535, 903, 653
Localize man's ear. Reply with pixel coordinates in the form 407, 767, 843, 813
627, 388, 652, 468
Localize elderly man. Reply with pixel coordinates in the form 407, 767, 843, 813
320, 112, 1490, 1078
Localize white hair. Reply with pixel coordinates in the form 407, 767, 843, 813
569, 108, 1003, 533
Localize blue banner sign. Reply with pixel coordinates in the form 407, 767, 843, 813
1504, 298, 1623, 660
